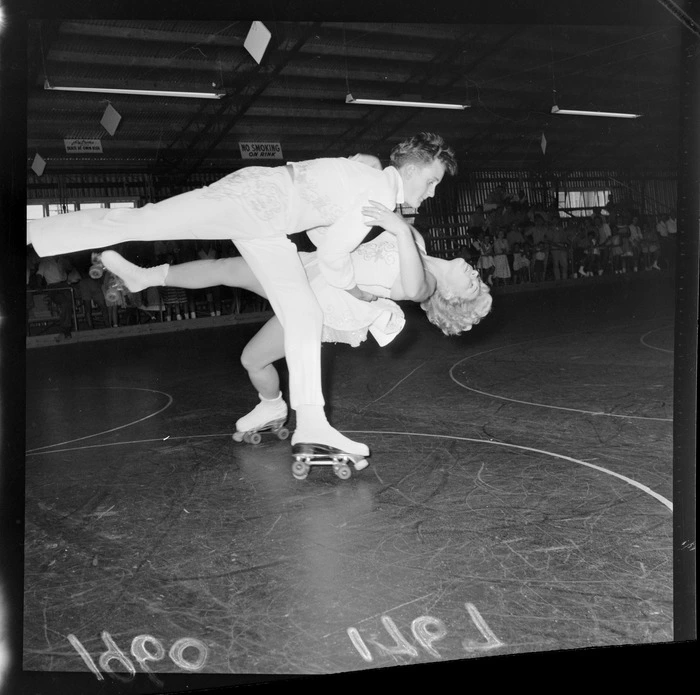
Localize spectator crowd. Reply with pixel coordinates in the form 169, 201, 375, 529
26, 239, 257, 339
452, 182, 676, 287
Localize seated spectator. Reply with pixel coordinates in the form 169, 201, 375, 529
483, 181, 512, 212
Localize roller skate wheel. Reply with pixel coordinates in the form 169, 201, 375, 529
232, 431, 244, 442
292, 460, 309, 479
89, 266, 103, 279
334, 464, 352, 480
248, 432, 262, 445
105, 290, 119, 303
276, 427, 290, 440
353, 458, 369, 471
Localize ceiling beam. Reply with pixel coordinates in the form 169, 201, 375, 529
153, 22, 323, 183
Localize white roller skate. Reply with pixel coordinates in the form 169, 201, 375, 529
103, 271, 126, 304
89, 251, 107, 279
232, 393, 289, 445
95, 250, 169, 293
291, 444, 369, 480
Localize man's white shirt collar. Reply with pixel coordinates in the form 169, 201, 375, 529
384, 166, 405, 206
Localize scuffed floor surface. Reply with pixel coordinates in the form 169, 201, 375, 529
24, 277, 674, 684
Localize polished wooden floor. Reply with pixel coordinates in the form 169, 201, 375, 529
20, 273, 680, 691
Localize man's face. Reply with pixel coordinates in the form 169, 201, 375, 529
401, 159, 446, 209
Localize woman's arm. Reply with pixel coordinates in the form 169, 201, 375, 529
395, 224, 435, 301
361, 201, 434, 301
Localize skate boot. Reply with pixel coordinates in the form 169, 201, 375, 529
97, 250, 169, 293
290, 418, 370, 480
232, 393, 289, 445
89, 251, 107, 279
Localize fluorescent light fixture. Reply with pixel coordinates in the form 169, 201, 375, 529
44, 80, 225, 100
346, 93, 469, 110
551, 105, 641, 119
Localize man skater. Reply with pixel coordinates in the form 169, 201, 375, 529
27, 133, 458, 467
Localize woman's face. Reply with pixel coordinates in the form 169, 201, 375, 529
436, 258, 482, 301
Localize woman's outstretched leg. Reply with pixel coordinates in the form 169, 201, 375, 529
100, 251, 266, 296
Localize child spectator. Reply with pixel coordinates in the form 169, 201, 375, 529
476, 232, 495, 286
511, 243, 530, 284
580, 232, 601, 277
492, 229, 511, 285
506, 222, 525, 272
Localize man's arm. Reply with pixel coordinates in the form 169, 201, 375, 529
361, 201, 434, 302
308, 171, 398, 297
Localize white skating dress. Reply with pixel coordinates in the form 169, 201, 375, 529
301, 231, 409, 347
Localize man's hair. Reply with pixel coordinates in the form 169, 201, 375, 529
390, 132, 458, 176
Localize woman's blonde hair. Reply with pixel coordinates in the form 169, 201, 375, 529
420, 279, 492, 336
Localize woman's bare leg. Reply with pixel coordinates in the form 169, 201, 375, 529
234, 317, 289, 434
240, 316, 285, 399
165, 257, 266, 296
100, 252, 269, 298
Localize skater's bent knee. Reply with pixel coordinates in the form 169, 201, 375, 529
240, 348, 267, 373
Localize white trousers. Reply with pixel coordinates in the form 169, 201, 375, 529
27, 171, 324, 409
